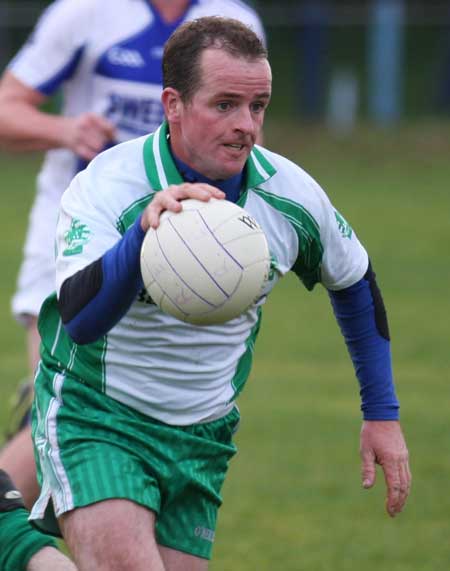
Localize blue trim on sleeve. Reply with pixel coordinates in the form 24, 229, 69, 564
64, 216, 145, 344
37, 45, 85, 95
328, 278, 400, 420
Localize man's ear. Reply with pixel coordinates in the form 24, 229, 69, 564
162, 87, 183, 122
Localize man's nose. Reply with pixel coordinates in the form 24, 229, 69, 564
234, 106, 255, 135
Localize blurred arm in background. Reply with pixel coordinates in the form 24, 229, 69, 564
0, 71, 115, 160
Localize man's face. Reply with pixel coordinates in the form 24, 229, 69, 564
168, 48, 272, 180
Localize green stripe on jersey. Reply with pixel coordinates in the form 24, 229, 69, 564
253, 188, 324, 290
116, 195, 152, 235
38, 295, 107, 393
142, 123, 183, 190
247, 147, 277, 187
157, 123, 184, 185
143, 132, 160, 189
230, 307, 262, 399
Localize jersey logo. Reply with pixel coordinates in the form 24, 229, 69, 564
106, 47, 145, 68
334, 211, 353, 239
63, 219, 91, 256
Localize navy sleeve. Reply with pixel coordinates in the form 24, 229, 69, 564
328, 263, 400, 420
59, 216, 146, 344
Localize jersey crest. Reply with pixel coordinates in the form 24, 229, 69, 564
334, 211, 353, 239
63, 218, 91, 256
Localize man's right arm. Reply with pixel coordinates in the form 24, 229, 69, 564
58, 183, 226, 344
0, 72, 115, 159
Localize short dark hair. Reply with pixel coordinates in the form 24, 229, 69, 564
163, 16, 268, 102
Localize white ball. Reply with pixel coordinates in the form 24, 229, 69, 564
140, 198, 270, 325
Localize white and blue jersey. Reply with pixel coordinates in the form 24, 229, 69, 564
10, 0, 265, 194
10, 0, 266, 318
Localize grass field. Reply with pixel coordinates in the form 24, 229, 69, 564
1, 120, 449, 570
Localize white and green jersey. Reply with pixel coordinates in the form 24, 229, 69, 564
10, 0, 265, 320
39, 122, 368, 426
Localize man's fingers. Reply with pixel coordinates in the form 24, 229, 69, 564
71, 114, 116, 159
170, 183, 225, 202
385, 473, 401, 517
361, 449, 376, 489
383, 455, 411, 517
146, 194, 183, 229
82, 113, 116, 138
397, 459, 412, 513
143, 183, 226, 230
93, 115, 116, 139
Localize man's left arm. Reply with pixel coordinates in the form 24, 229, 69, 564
328, 262, 411, 517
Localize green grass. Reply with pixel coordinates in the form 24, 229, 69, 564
1, 121, 449, 570
0, 152, 40, 412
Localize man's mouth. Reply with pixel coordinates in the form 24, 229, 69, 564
224, 143, 245, 150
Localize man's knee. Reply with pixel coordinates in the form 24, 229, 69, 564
60, 499, 165, 571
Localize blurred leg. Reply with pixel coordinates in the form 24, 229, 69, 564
0, 426, 39, 509
28, 547, 77, 571
0, 316, 40, 509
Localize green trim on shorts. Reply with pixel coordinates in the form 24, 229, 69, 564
31, 363, 240, 560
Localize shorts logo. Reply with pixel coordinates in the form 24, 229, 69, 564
194, 526, 215, 543
334, 211, 353, 239
63, 218, 91, 256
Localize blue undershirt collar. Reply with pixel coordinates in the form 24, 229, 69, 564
170, 147, 244, 204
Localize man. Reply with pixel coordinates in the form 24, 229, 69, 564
0, 0, 265, 509
1, 16, 410, 571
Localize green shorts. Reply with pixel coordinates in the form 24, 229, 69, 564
30, 363, 240, 560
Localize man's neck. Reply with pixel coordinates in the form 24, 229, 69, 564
149, 0, 191, 23
171, 148, 245, 204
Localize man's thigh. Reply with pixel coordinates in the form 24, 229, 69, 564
60, 499, 165, 571
60, 500, 209, 571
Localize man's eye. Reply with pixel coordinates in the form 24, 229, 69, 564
251, 102, 265, 113
217, 102, 231, 111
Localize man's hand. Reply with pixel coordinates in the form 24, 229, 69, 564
141, 183, 225, 232
360, 420, 411, 517
62, 113, 116, 160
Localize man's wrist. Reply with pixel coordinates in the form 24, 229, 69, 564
362, 406, 399, 421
